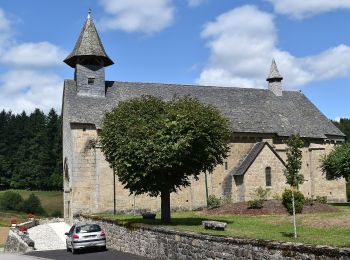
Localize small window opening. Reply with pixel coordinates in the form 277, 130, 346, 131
88, 78, 95, 85
83, 128, 86, 132
224, 162, 228, 170
265, 167, 272, 187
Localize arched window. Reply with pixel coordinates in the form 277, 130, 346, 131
265, 167, 272, 187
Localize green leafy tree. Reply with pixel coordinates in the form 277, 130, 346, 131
0, 191, 23, 211
321, 142, 350, 182
333, 118, 350, 142
284, 134, 304, 239
21, 193, 45, 214
100, 96, 231, 223
284, 135, 304, 189
0, 108, 62, 191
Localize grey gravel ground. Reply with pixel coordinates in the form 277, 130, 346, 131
27, 223, 70, 251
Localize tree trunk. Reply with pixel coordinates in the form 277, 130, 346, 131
161, 190, 171, 224
292, 189, 297, 239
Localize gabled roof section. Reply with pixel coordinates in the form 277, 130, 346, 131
62, 80, 345, 139
267, 59, 283, 81
230, 142, 285, 176
64, 11, 114, 68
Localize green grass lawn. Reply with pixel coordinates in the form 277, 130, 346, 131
97, 206, 350, 248
0, 190, 63, 223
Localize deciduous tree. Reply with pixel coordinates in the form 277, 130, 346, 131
100, 96, 231, 223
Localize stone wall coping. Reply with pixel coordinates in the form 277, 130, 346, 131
81, 214, 350, 258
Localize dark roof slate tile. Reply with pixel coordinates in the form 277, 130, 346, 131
63, 80, 345, 139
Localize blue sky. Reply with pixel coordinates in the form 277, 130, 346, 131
0, 0, 349, 120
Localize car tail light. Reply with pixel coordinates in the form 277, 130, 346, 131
100, 231, 105, 237
72, 234, 79, 239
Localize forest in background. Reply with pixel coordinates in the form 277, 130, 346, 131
333, 118, 350, 142
0, 108, 349, 192
0, 109, 61, 190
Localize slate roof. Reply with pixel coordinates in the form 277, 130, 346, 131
64, 14, 113, 68
267, 59, 283, 80
62, 80, 345, 139
230, 142, 285, 176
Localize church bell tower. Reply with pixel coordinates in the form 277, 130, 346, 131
64, 10, 114, 97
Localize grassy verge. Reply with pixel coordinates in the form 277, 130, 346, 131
97, 206, 350, 248
0, 189, 63, 216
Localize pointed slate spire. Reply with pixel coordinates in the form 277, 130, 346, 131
64, 10, 114, 68
266, 59, 283, 96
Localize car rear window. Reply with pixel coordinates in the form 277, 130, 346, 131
75, 224, 101, 233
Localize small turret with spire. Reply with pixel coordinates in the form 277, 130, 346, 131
266, 59, 283, 96
64, 10, 114, 97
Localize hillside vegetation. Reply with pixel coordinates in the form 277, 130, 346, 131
0, 190, 63, 218
0, 109, 62, 191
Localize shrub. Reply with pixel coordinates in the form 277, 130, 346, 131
21, 193, 45, 215
247, 187, 270, 209
315, 196, 327, 204
272, 193, 282, 201
207, 195, 222, 208
304, 197, 314, 206
254, 187, 271, 201
50, 210, 63, 218
0, 191, 23, 211
247, 199, 263, 209
282, 189, 305, 214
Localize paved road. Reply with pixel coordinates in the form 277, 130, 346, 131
0, 253, 46, 260
25, 249, 150, 260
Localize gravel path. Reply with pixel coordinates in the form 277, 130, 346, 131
28, 222, 70, 251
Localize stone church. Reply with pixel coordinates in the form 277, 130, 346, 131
62, 13, 346, 223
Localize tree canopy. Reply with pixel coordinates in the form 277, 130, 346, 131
321, 142, 350, 182
333, 118, 350, 142
100, 96, 231, 223
0, 108, 62, 190
284, 135, 304, 189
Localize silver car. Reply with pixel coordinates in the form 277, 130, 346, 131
65, 223, 106, 254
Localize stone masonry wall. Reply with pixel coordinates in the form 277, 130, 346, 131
78, 215, 350, 260
66, 125, 346, 221
68, 127, 255, 218
243, 145, 286, 201
4, 229, 34, 254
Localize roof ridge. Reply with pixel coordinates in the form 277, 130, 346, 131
108, 80, 273, 91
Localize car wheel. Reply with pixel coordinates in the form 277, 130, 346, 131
101, 245, 107, 251
66, 241, 70, 252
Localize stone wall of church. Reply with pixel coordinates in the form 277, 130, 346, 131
274, 142, 346, 202
242, 145, 286, 201
67, 129, 256, 217
65, 127, 347, 221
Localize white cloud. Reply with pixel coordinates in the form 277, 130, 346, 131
1, 42, 67, 67
197, 5, 350, 89
0, 8, 65, 113
188, 0, 206, 7
0, 70, 63, 113
98, 0, 175, 33
0, 8, 12, 53
266, 0, 350, 19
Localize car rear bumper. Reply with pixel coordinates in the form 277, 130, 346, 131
73, 238, 106, 249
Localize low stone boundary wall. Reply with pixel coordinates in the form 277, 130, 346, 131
18, 220, 36, 230
79, 215, 350, 260
4, 228, 34, 253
